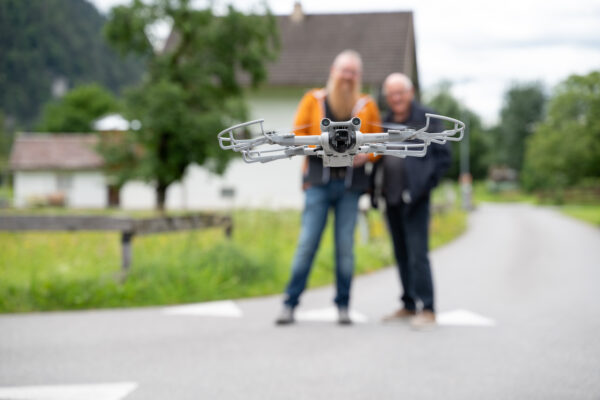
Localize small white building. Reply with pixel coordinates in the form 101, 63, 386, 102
10, 134, 109, 208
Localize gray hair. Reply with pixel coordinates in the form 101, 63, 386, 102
383, 73, 414, 94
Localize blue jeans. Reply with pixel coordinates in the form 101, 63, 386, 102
283, 180, 361, 308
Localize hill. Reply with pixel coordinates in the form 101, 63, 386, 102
0, 0, 144, 129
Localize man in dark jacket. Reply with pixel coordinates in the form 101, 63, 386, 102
377, 73, 451, 329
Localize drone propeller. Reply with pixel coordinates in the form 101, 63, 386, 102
264, 122, 313, 135
372, 121, 411, 131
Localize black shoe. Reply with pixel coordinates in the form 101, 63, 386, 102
338, 307, 352, 325
275, 306, 295, 325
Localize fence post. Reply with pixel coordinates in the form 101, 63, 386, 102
121, 231, 134, 273
224, 218, 233, 238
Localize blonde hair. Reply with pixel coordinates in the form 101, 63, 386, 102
332, 49, 363, 72
325, 50, 363, 119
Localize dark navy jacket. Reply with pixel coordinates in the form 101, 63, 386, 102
376, 101, 452, 210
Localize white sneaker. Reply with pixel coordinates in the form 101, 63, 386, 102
275, 306, 295, 325
410, 311, 436, 330
338, 307, 352, 325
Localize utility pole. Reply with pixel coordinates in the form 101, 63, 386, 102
459, 113, 472, 210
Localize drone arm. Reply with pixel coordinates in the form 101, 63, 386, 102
356, 131, 419, 144
268, 134, 321, 146
242, 146, 318, 163
358, 142, 428, 158
356, 132, 389, 144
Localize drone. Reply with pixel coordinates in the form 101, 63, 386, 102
217, 114, 465, 167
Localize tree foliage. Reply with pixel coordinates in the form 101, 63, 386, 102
522, 71, 600, 191
426, 83, 492, 180
36, 84, 119, 132
101, 0, 279, 209
0, 111, 10, 185
0, 0, 143, 129
495, 82, 546, 171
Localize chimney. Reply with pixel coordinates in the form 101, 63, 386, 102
290, 1, 304, 24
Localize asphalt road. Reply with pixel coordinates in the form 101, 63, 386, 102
1, 203, 599, 399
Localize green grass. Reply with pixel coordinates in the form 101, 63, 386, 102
0, 185, 11, 207
471, 181, 600, 227
473, 182, 537, 204
560, 204, 600, 226
0, 206, 467, 313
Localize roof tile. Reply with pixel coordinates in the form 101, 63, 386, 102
10, 134, 104, 171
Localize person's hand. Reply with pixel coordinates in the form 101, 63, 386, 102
402, 190, 412, 204
353, 153, 369, 167
370, 192, 379, 209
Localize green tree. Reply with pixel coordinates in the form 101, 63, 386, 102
0, 0, 143, 128
426, 83, 492, 180
101, 0, 279, 210
522, 71, 600, 191
495, 82, 546, 172
36, 84, 119, 132
0, 110, 11, 185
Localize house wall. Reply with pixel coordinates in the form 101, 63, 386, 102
154, 87, 308, 211
14, 171, 56, 207
120, 181, 156, 209
13, 170, 107, 208
70, 172, 107, 208
162, 158, 304, 210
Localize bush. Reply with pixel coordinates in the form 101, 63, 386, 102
522, 71, 600, 192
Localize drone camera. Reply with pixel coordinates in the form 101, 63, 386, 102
352, 117, 361, 126
329, 128, 356, 154
321, 118, 331, 128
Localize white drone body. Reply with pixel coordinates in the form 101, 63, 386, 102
218, 114, 465, 167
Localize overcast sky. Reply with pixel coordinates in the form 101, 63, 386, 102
90, 0, 600, 125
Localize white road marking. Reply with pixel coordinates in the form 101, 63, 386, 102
0, 382, 137, 400
162, 300, 243, 318
437, 309, 496, 327
296, 307, 369, 323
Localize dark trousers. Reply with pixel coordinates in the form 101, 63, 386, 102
385, 196, 435, 312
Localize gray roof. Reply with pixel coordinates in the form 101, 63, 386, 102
163, 10, 418, 90
10, 134, 103, 171
269, 11, 417, 88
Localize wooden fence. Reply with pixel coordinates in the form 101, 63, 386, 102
0, 214, 233, 272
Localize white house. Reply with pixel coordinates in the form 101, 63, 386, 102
10, 134, 108, 208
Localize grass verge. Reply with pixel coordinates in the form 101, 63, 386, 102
560, 204, 600, 226
472, 182, 537, 204
472, 181, 600, 227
